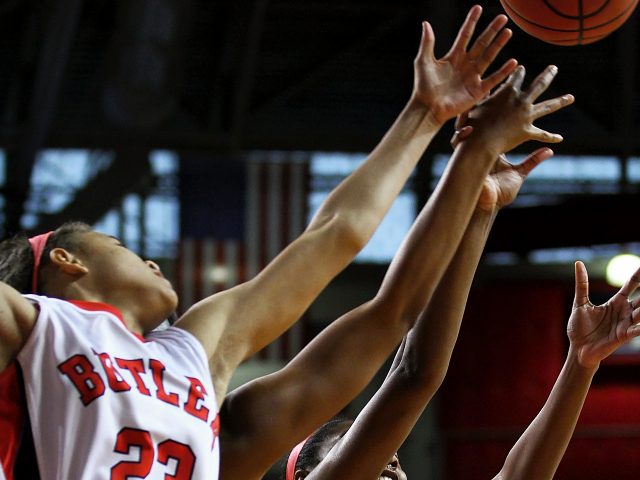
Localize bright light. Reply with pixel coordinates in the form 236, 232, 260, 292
606, 254, 640, 287
208, 265, 230, 284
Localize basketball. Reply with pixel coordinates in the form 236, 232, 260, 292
500, 0, 639, 45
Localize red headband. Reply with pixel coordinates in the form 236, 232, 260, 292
286, 436, 310, 480
28, 231, 53, 293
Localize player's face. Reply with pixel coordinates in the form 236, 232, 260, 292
76, 231, 178, 326
379, 453, 407, 480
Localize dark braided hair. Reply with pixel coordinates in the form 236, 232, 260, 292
262, 416, 353, 480
0, 222, 92, 294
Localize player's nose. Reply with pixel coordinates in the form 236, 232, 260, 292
145, 260, 164, 277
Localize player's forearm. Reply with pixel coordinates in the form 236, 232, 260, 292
307, 99, 442, 250
425, 208, 496, 330
189, 101, 441, 380
348, 208, 496, 480
497, 348, 597, 480
305, 211, 499, 480
375, 139, 497, 322
396, 208, 496, 387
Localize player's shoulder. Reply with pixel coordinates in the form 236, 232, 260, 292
0, 285, 39, 369
172, 288, 239, 354
0, 282, 36, 312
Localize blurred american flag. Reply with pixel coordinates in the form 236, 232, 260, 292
176, 153, 309, 361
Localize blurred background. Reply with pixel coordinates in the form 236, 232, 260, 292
1, 0, 639, 478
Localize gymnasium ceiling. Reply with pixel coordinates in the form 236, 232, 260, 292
0, 0, 637, 255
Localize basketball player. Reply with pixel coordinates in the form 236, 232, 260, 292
268, 260, 640, 480
220, 64, 575, 479
0, 6, 519, 479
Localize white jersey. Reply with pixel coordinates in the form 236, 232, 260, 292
17, 295, 220, 480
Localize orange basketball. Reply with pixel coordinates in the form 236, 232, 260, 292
500, 0, 639, 45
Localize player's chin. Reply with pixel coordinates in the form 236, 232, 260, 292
153, 288, 179, 319
164, 289, 179, 313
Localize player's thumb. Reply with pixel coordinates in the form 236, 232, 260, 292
573, 261, 589, 307
417, 21, 435, 60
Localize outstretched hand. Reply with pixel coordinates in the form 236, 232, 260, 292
567, 261, 640, 369
461, 64, 574, 157
451, 115, 554, 212
413, 5, 517, 124
476, 148, 552, 212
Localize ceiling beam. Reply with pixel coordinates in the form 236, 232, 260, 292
33, 150, 152, 233
0, 124, 636, 155
249, 10, 411, 119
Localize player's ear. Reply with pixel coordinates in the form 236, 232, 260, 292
294, 469, 309, 480
49, 248, 89, 276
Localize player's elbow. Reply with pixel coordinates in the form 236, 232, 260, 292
395, 353, 449, 395
307, 212, 369, 258
365, 297, 418, 340
371, 291, 425, 334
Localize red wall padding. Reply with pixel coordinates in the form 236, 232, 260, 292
440, 279, 640, 479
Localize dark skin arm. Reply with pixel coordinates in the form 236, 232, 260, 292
219, 64, 573, 480
304, 147, 553, 480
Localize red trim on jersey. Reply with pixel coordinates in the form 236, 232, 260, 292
67, 300, 123, 321
0, 363, 24, 480
66, 300, 146, 342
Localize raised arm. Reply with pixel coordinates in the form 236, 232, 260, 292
495, 262, 640, 480
219, 64, 573, 478
304, 148, 553, 480
176, 6, 518, 401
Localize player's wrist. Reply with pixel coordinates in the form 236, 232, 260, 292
406, 95, 446, 130
474, 204, 500, 217
567, 346, 600, 374
467, 131, 511, 161
454, 134, 504, 169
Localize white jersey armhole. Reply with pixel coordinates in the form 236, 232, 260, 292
146, 326, 218, 405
